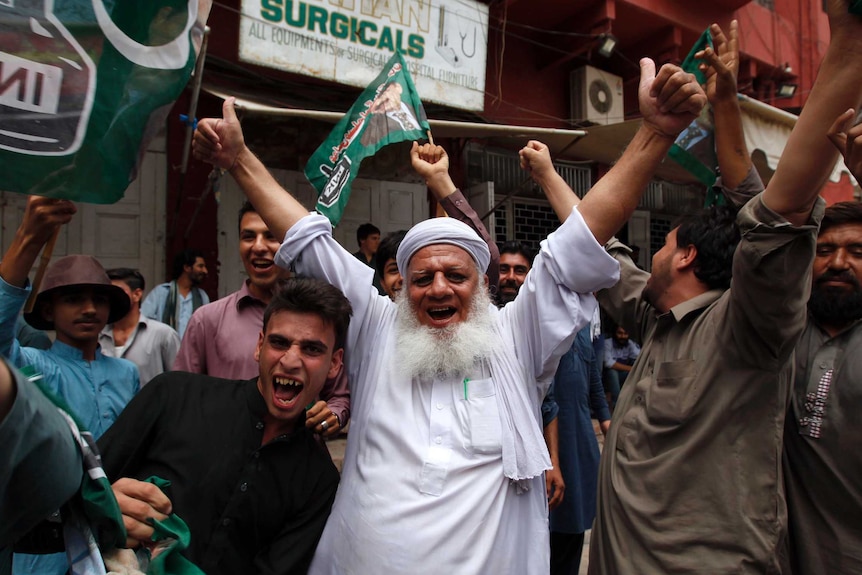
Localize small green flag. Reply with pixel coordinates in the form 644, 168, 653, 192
667, 28, 718, 186
0, 0, 210, 204
306, 51, 430, 226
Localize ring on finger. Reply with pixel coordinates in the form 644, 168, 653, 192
321, 420, 329, 431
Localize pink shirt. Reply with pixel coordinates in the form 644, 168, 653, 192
173, 281, 350, 424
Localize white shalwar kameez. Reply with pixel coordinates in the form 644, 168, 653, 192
275, 206, 619, 575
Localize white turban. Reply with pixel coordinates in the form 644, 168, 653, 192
396, 217, 491, 277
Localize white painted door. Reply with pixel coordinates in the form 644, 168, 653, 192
1, 137, 166, 291
216, 170, 427, 298
627, 209, 650, 271
465, 182, 496, 241
333, 178, 377, 251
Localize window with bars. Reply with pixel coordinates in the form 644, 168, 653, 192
650, 214, 675, 257
467, 146, 592, 246
467, 146, 592, 200
466, 144, 706, 253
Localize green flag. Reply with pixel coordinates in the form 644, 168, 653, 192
667, 28, 717, 186
0, 0, 210, 204
306, 51, 430, 226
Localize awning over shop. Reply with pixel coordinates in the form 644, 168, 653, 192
203, 86, 854, 187
561, 97, 854, 186
737, 94, 854, 185
204, 85, 587, 150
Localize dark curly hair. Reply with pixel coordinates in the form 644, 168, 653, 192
673, 204, 740, 291
375, 230, 408, 278
263, 277, 353, 350
171, 249, 204, 281
820, 201, 862, 233
356, 223, 381, 247
499, 241, 536, 265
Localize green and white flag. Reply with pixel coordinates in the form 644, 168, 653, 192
667, 28, 717, 187
0, 0, 211, 204
306, 51, 430, 226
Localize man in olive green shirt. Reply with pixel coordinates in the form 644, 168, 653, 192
589, 9, 862, 573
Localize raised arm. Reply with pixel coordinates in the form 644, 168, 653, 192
192, 98, 308, 240
0, 196, 76, 289
696, 20, 751, 191
410, 142, 501, 290
520, 59, 706, 245
0, 197, 76, 362
410, 141, 457, 199
763, 3, 862, 225
519, 140, 578, 223
827, 108, 862, 181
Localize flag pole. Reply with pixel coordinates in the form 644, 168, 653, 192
170, 25, 211, 243
180, 26, 211, 176
23, 228, 60, 313
426, 129, 449, 216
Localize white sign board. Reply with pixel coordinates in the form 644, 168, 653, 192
238, 0, 489, 112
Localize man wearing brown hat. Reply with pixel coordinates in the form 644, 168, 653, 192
0, 196, 140, 575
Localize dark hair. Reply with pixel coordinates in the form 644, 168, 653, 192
375, 230, 408, 278
106, 268, 145, 293
820, 201, 862, 234
499, 241, 536, 265
171, 249, 204, 281
263, 278, 353, 350
238, 200, 257, 231
356, 223, 381, 246
673, 205, 740, 291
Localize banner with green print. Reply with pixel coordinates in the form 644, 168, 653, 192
667, 27, 717, 186
305, 51, 430, 227
0, 0, 211, 204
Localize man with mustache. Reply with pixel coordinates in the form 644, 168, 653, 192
192, 54, 705, 573
0, 196, 139, 575
783, 113, 862, 572
581, 10, 862, 572
374, 159, 500, 303
141, 247, 209, 340
497, 242, 534, 306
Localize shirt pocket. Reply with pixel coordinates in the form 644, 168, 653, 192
463, 378, 503, 455
646, 359, 699, 425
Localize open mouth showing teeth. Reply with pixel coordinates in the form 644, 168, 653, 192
273, 376, 302, 407
427, 307, 456, 321
252, 259, 274, 270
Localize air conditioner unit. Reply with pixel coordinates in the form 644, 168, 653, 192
570, 66, 624, 126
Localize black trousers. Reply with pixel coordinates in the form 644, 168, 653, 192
550, 530, 586, 575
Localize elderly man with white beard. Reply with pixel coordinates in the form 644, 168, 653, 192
191, 57, 706, 574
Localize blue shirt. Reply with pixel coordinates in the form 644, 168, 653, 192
0, 278, 139, 575
141, 282, 210, 340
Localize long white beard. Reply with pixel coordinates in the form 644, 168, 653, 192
394, 286, 498, 380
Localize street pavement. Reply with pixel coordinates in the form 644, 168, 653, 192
325, 419, 604, 574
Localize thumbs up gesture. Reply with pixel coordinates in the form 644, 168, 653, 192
193, 97, 246, 171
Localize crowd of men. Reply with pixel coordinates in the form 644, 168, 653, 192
1, 4, 862, 575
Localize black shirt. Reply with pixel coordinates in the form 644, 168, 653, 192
98, 373, 339, 575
